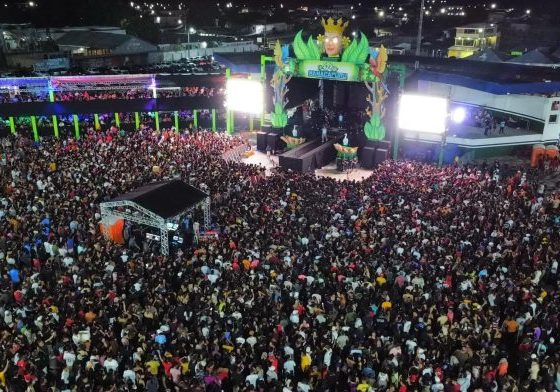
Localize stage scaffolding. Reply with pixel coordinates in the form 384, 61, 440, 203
99, 180, 210, 256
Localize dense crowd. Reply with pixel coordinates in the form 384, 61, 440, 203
0, 86, 224, 104
1, 129, 560, 392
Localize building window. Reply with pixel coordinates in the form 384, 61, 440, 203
552, 101, 560, 111
549, 114, 558, 124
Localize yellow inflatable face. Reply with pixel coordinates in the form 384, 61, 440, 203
320, 17, 349, 57
324, 32, 342, 57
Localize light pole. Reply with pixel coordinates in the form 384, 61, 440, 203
187, 27, 195, 58
416, 0, 425, 56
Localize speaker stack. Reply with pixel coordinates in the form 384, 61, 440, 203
256, 132, 268, 152
359, 147, 376, 169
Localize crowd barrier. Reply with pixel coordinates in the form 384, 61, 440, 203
0, 96, 224, 117
222, 144, 248, 162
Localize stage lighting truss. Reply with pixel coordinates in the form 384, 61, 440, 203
100, 196, 211, 256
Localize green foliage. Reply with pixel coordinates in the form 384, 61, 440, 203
293, 31, 321, 60
341, 33, 370, 64
341, 38, 358, 63
306, 37, 321, 60
293, 31, 310, 60
364, 113, 386, 141
360, 63, 379, 83
270, 103, 288, 128
337, 151, 357, 160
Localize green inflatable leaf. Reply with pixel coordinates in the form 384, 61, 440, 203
293, 31, 310, 60
306, 37, 321, 60
354, 33, 370, 64
363, 114, 386, 141
342, 33, 371, 64
341, 38, 358, 63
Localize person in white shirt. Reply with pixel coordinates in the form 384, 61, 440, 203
63, 351, 76, 367
104, 356, 119, 372
323, 347, 332, 367
284, 357, 296, 375
123, 368, 136, 384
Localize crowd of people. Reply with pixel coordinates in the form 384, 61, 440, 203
54, 87, 224, 102
0, 86, 224, 104
0, 127, 560, 392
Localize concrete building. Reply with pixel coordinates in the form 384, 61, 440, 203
55, 31, 157, 68
448, 23, 499, 59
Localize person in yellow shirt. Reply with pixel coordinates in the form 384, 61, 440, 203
301, 350, 311, 372
180, 357, 190, 375
357, 380, 371, 392
381, 301, 392, 311
0, 360, 8, 388
376, 275, 387, 286
145, 357, 160, 376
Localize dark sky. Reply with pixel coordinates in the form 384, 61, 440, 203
1, 0, 555, 27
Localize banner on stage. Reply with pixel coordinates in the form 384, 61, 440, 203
297, 60, 360, 82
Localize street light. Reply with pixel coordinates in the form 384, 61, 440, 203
525, 9, 531, 14
416, 0, 425, 56
187, 27, 196, 58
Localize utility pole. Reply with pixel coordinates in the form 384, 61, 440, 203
415, 0, 425, 56
263, 14, 267, 49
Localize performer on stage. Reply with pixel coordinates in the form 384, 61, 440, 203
343, 133, 349, 147
292, 125, 299, 138
321, 125, 328, 143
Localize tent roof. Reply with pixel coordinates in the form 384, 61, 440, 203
507, 49, 555, 65
111, 179, 208, 219
465, 48, 509, 63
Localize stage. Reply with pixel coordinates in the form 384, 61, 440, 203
241, 149, 373, 182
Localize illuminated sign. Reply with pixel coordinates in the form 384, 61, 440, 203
298, 60, 360, 82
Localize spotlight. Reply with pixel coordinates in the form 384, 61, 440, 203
451, 107, 466, 124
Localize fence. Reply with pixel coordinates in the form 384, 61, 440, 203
222, 144, 248, 162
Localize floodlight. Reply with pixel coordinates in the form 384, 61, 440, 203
398, 94, 448, 134
451, 107, 466, 124
166, 222, 179, 231
225, 79, 264, 115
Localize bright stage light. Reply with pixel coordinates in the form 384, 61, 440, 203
225, 79, 263, 115
451, 107, 466, 124
398, 94, 448, 134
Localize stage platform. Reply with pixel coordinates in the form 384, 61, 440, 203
278, 137, 342, 173
241, 150, 372, 182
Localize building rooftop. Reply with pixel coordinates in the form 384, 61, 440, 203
56, 31, 131, 49
457, 23, 497, 29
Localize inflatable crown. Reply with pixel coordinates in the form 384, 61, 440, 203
321, 17, 349, 35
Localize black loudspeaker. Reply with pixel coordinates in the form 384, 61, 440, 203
375, 148, 389, 165
256, 132, 268, 152
267, 126, 283, 135
261, 125, 272, 134
360, 147, 376, 169
267, 133, 283, 152
377, 140, 391, 151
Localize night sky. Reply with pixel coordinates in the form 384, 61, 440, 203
0, 0, 556, 27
